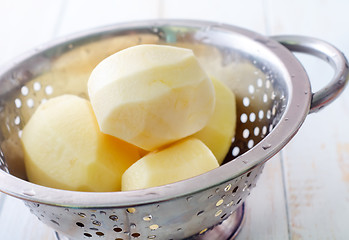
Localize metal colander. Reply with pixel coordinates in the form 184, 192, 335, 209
0, 20, 348, 240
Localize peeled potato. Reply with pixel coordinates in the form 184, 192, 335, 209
122, 138, 219, 191
193, 77, 236, 164
21, 94, 141, 192
88, 44, 215, 151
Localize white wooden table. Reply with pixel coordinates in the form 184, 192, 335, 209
1, 0, 349, 239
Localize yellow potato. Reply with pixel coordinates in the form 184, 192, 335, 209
88, 44, 215, 151
21, 95, 141, 192
122, 138, 219, 191
193, 77, 236, 164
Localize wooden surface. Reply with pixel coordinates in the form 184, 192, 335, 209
0, 0, 349, 239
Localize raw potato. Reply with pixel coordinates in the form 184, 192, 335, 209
122, 138, 219, 191
88, 44, 215, 151
193, 77, 236, 164
21, 95, 141, 192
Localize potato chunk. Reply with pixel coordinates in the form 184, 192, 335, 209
193, 77, 236, 164
21, 95, 141, 192
122, 138, 219, 191
88, 44, 215, 151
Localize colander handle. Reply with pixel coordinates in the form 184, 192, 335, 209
272, 35, 349, 114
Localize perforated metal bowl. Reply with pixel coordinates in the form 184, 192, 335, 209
0, 20, 347, 240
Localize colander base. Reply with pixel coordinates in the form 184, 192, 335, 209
53, 204, 245, 240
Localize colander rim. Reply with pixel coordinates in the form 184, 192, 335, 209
0, 19, 311, 208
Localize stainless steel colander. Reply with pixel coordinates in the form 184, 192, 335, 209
0, 20, 348, 240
